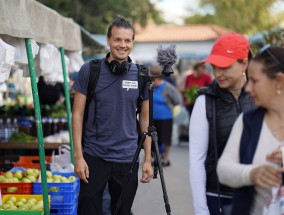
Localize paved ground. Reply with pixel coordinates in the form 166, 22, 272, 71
132, 143, 194, 215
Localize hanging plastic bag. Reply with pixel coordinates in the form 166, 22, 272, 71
50, 144, 74, 172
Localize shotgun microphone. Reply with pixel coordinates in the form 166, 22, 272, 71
156, 44, 177, 76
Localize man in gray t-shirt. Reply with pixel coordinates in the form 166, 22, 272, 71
72, 16, 153, 215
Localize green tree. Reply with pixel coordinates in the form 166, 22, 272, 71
184, 0, 284, 34
37, 0, 163, 34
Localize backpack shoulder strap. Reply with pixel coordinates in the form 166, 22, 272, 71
83, 59, 101, 123
136, 64, 149, 114
87, 59, 101, 100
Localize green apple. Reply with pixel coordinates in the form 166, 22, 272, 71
21, 178, 31, 182
47, 178, 53, 182
61, 176, 69, 182
5, 178, 14, 182
0, 175, 5, 182
26, 175, 36, 182
26, 168, 35, 175
48, 187, 59, 192
27, 198, 37, 204
4, 171, 13, 179
53, 179, 61, 183
24, 202, 32, 209
46, 171, 52, 178
53, 174, 61, 180
35, 203, 43, 210
33, 169, 40, 177
36, 200, 43, 205
8, 196, 17, 203
11, 177, 19, 182
1, 204, 9, 209
14, 170, 23, 180
6, 187, 18, 193
18, 204, 29, 210
19, 197, 27, 203
15, 201, 24, 207
1, 178, 9, 183
68, 176, 76, 182
7, 205, 17, 210
5, 200, 14, 207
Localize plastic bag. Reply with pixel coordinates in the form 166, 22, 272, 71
173, 105, 189, 126
50, 144, 73, 172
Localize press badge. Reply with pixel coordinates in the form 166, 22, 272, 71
122, 80, 138, 91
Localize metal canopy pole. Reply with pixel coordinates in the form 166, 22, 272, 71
25, 38, 50, 215
59, 47, 74, 164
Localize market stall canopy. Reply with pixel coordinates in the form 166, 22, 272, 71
0, 0, 82, 51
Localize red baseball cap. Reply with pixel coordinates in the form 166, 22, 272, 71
202, 33, 250, 68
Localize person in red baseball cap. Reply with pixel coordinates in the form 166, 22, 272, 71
189, 33, 255, 215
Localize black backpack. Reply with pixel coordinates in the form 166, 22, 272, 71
82, 59, 149, 143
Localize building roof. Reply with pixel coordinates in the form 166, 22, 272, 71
135, 24, 233, 42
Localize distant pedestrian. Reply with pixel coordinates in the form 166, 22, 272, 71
184, 62, 212, 115
151, 66, 183, 166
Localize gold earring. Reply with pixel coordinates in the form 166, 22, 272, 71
242, 72, 245, 76
277, 88, 282, 95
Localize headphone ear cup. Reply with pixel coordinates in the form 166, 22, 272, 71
120, 61, 128, 73
109, 60, 121, 74
109, 60, 130, 75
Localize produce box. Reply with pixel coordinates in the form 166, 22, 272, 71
50, 199, 78, 215
33, 172, 79, 204
0, 169, 35, 194
13, 156, 51, 169
0, 182, 32, 194
0, 194, 49, 215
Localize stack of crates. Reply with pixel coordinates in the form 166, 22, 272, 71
13, 156, 52, 169
33, 172, 79, 215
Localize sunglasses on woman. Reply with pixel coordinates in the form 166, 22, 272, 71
259, 44, 284, 70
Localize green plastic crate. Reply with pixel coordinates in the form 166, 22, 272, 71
0, 211, 43, 215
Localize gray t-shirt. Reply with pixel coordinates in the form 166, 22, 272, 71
72, 59, 149, 163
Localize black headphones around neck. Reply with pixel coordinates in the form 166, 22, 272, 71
105, 53, 132, 75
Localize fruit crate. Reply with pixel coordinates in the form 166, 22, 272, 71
0, 182, 32, 194
13, 156, 51, 169
50, 199, 78, 215
0, 194, 49, 215
0, 167, 39, 194
33, 172, 79, 204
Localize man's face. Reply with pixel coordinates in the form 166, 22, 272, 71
107, 26, 134, 63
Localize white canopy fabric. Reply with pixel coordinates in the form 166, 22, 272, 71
0, 0, 82, 51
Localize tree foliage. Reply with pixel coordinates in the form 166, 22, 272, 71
37, 0, 163, 34
184, 0, 284, 34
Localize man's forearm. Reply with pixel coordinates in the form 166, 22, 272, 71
72, 114, 84, 159
139, 101, 152, 162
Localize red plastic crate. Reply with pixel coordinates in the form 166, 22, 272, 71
13, 156, 51, 169
0, 182, 32, 194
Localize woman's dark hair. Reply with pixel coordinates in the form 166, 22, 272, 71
252, 46, 284, 79
107, 15, 135, 40
237, 49, 253, 77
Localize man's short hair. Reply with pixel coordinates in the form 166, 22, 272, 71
107, 15, 135, 40
193, 62, 205, 71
